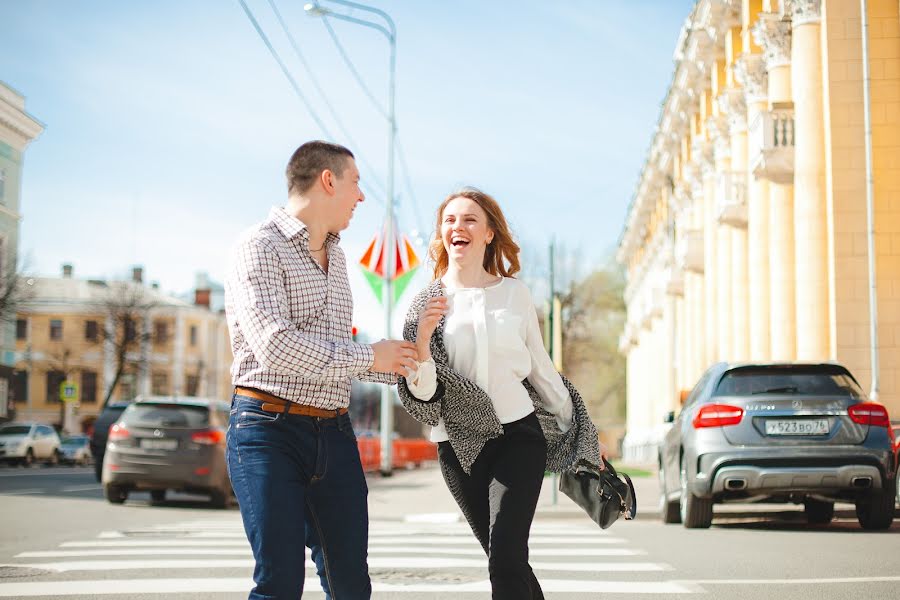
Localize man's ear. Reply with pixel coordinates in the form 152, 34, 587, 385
320, 169, 335, 195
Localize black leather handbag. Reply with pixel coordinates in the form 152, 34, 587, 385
559, 458, 637, 529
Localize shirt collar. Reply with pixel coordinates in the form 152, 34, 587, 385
268, 206, 341, 246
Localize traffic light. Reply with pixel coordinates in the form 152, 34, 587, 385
351, 326, 358, 341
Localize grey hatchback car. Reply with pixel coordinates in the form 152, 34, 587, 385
659, 362, 896, 530
102, 396, 232, 508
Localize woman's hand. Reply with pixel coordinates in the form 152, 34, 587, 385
416, 296, 448, 361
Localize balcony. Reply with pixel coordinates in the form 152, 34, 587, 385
749, 106, 795, 184
675, 228, 704, 274
716, 170, 748, 228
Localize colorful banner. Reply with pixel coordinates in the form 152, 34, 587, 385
359, 226, 420, 305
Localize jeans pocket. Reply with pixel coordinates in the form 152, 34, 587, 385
234, 406, 281, 428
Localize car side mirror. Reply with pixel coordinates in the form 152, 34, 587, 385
664, 411, 675, 424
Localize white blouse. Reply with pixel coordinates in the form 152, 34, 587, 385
407, 277, 574, 443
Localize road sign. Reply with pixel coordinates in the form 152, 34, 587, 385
60, 381, 79, 403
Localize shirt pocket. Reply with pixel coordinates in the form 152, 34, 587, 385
489, 309, 523, 352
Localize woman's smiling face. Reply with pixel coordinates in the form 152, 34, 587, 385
441, 196, 494, 266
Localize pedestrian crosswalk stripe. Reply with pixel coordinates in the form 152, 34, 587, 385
6, 554, 654, 573
367, 535, 612, 545
0, 578, 696, 596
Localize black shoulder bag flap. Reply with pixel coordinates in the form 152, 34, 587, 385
559, 458, 637, 529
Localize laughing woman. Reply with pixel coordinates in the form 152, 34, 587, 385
397, 187, 603, 600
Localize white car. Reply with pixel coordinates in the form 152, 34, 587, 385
0, 423, 62, 466
60, 435, 93, 465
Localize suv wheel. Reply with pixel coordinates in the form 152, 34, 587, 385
47, 449, 60, 467
104, 484, 128, 504
680, 463, 713, 529
804, 499, 834, 525
856, 478, 896, 530
659, 465, 681, 524
21, 448, 34, 468
150, 490, 166, 504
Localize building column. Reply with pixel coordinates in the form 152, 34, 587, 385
709, 116, 733, 361
688, 170, 707, 380
735, 52, 771, 360
720, 88, 750, 361
701, 153, 719, 365
753, 12, 796, 361
790, 0, 830, 360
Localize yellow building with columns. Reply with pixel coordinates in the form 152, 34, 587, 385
617, 0, 900, 462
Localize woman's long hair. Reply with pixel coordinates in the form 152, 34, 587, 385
429, 187, 521, 280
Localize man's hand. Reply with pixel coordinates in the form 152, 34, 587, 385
415, 296, 448, 361
371, 339, 419, 376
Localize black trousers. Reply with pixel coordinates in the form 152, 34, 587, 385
438, 412, 548, 600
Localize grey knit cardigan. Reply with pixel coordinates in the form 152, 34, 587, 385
397, 280, 602, 475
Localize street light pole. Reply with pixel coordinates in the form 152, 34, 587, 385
305, 0, 398, 475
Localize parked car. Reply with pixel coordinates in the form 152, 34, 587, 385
0, 422, 62, 466
90, 402, 131, 481
659, 362, 896, 530
60, 434, 92, 465
102, 396, 232, 508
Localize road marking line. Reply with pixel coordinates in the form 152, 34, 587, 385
0, 577, 695, 596
367, 535, 613, 545
60, 485, 101, 492
677, 576, 900, 585
5, 554, 650, 572
0, 489, 44, 495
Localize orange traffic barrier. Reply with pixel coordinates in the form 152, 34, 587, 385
357, 437, 437, 472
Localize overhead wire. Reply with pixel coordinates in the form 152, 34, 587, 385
266, 0, 387, 200
236, 0, 384, 204
319, 12, 426, 240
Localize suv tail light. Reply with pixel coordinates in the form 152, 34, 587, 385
191, 429, 226, 445
108, 424, 130, 441
848, 402, 891, 427
693, 404, 744, 428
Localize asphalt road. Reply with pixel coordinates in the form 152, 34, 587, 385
0, 464, 898, 599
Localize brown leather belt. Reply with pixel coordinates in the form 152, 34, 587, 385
235, 387, 348, 418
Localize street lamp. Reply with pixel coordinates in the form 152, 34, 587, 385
304, 0, 398, 476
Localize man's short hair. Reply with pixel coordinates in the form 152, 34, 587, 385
286, 141, 355, 195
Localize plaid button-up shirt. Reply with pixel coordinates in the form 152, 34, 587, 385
225, 206, 394, 410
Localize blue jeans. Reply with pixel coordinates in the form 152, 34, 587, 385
226, 393, 371, 600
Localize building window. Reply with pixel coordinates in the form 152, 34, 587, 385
189, 325, 197, 347
151, 372, 168, 396
154, 321, 169, 344
49, 319, 63, 341
16, 319, 26, 340
124, 318, 137, 343
46, 370, 66, 404
12, 370, 26, 404
85, 320, 98, 342
81, 371, 97, 404
185, 375, 199, 397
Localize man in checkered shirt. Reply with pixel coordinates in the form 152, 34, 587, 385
225, 141, 418, 600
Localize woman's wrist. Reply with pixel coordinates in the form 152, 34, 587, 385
416, 340, 432, 362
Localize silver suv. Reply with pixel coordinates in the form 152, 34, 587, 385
659, 362, 896, 530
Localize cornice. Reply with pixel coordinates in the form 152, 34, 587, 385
751, 12, 792, 70
0, 101, 44, 151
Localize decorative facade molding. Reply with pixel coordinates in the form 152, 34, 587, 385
717, 88, 748, 134
706, 115, 731, 162
751, 13, 792, 70
786, 0, 821, 26
733, 53, 768, 103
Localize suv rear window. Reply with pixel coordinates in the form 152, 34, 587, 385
123, 404, 210, 428
713, 367, 864, 398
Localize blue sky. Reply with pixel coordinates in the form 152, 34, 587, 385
2, 0, 693, 334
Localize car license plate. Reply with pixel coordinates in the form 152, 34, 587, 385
140, 439, 178, 450
765, 419, 829, 436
